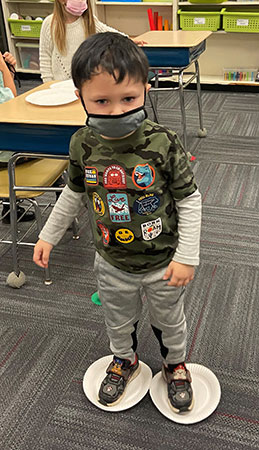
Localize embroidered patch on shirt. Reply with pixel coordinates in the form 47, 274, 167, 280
133, 193, 160, 215
115, 228, 134, 244
141, 218, 162, 241
97, 220, 110, 245
103, 165, 126, 189
107, 193, 131, 223
93, 192, 105, 216
85, 167, 98, 185
132, 163, 155, 189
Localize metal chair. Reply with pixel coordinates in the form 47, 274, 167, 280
0, 152, 79, 288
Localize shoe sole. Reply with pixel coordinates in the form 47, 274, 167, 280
98, 364, 141, 407
168, 395, 194, 414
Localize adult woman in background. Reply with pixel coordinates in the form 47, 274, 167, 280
40, 0, 131, 83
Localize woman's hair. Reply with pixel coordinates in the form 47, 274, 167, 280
72, 32, 149, 90
51, 0, 96, 54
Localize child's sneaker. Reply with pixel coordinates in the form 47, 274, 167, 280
98, 354, 140, 406
162, 362, 194, 413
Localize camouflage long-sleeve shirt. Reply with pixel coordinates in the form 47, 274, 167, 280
67, 119, 197, 273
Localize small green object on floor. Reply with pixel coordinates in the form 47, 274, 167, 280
91, 291, 102, 306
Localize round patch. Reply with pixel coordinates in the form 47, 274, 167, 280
96, 220, 110, 245
93, 192, 105, 216
132, 163, 155, 189
115, 228, 134, 244
133, 193, 160, 215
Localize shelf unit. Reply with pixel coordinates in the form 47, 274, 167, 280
2, 0, 259, 84
96, 1, 178, 36
96, 0, 259, 85
178, 1, 259, 84
2, 0, 54, 73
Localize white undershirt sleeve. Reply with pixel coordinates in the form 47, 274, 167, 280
39, 185, 87, 246
173, 189, 202, 266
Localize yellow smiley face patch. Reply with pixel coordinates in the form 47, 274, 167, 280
115, 228, 134, 244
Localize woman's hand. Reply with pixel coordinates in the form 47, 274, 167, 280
131, 38, 147, 46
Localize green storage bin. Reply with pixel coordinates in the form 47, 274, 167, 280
222, 8, 259, 32
178, 9, 221, 31
8, 19, 43, 38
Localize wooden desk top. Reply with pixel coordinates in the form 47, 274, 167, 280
0, 81, 86, 126
136, 31, 212, 48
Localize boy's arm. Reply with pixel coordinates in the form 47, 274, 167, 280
39, 184, 86, 245
33, 185, 86, 268
173, 189, 202, 266
163, 189, 202, 286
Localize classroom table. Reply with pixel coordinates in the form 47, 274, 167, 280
136, 30, 212, 150
0, 81, 84, 287
0, 81, 85, 154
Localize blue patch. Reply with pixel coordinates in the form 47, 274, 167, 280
107, 193, 131, 223
133, 193, 160, 215
132, 163, 155, 189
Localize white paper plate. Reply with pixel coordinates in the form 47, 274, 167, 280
25, 88, 78, 106
50, 79, 76, 91
83, 355, 153, 412
149, 363, 221, 424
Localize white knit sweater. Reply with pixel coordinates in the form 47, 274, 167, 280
39, 15, 127, 83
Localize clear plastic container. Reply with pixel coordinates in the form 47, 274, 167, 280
16, 42, 40, 70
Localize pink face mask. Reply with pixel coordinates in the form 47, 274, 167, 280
65, 0, 88, 16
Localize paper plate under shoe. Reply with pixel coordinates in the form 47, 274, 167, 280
25, 88, 78, 106
83, 355, 152, 412
50, 79, 76, 90
149, 363, 221, 424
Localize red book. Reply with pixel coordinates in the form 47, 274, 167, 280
147, 8, 155, 31
154, 12, 158, 30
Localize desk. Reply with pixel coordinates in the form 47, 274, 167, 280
136, 31, 212, 150
0, 81, 85, 154
0, 82, 83, 286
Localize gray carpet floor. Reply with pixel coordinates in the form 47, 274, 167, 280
0, 80, 259, 450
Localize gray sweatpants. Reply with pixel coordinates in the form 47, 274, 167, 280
94, 252, 187, 365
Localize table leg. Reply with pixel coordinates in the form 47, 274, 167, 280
178, 69, 187, 150
195, 60, 207, 138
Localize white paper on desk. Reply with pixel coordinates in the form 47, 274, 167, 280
25, 88, 78, 106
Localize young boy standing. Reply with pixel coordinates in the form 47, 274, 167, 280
33, 32, 201, 413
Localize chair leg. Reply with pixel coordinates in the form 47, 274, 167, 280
148, 90, 159, 123
72, 217, 80, 240
30, 198, 52, 286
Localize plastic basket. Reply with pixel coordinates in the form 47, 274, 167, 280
8, 19, 43, 38
178, 9, 221, 31
222, 8, 259, 32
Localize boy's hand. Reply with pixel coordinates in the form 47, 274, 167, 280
3, 52, 16, 67
33, 239, 53, 268
163, 261, 194, 287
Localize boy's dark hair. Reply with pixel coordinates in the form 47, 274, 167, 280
71, 32, 149, 90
